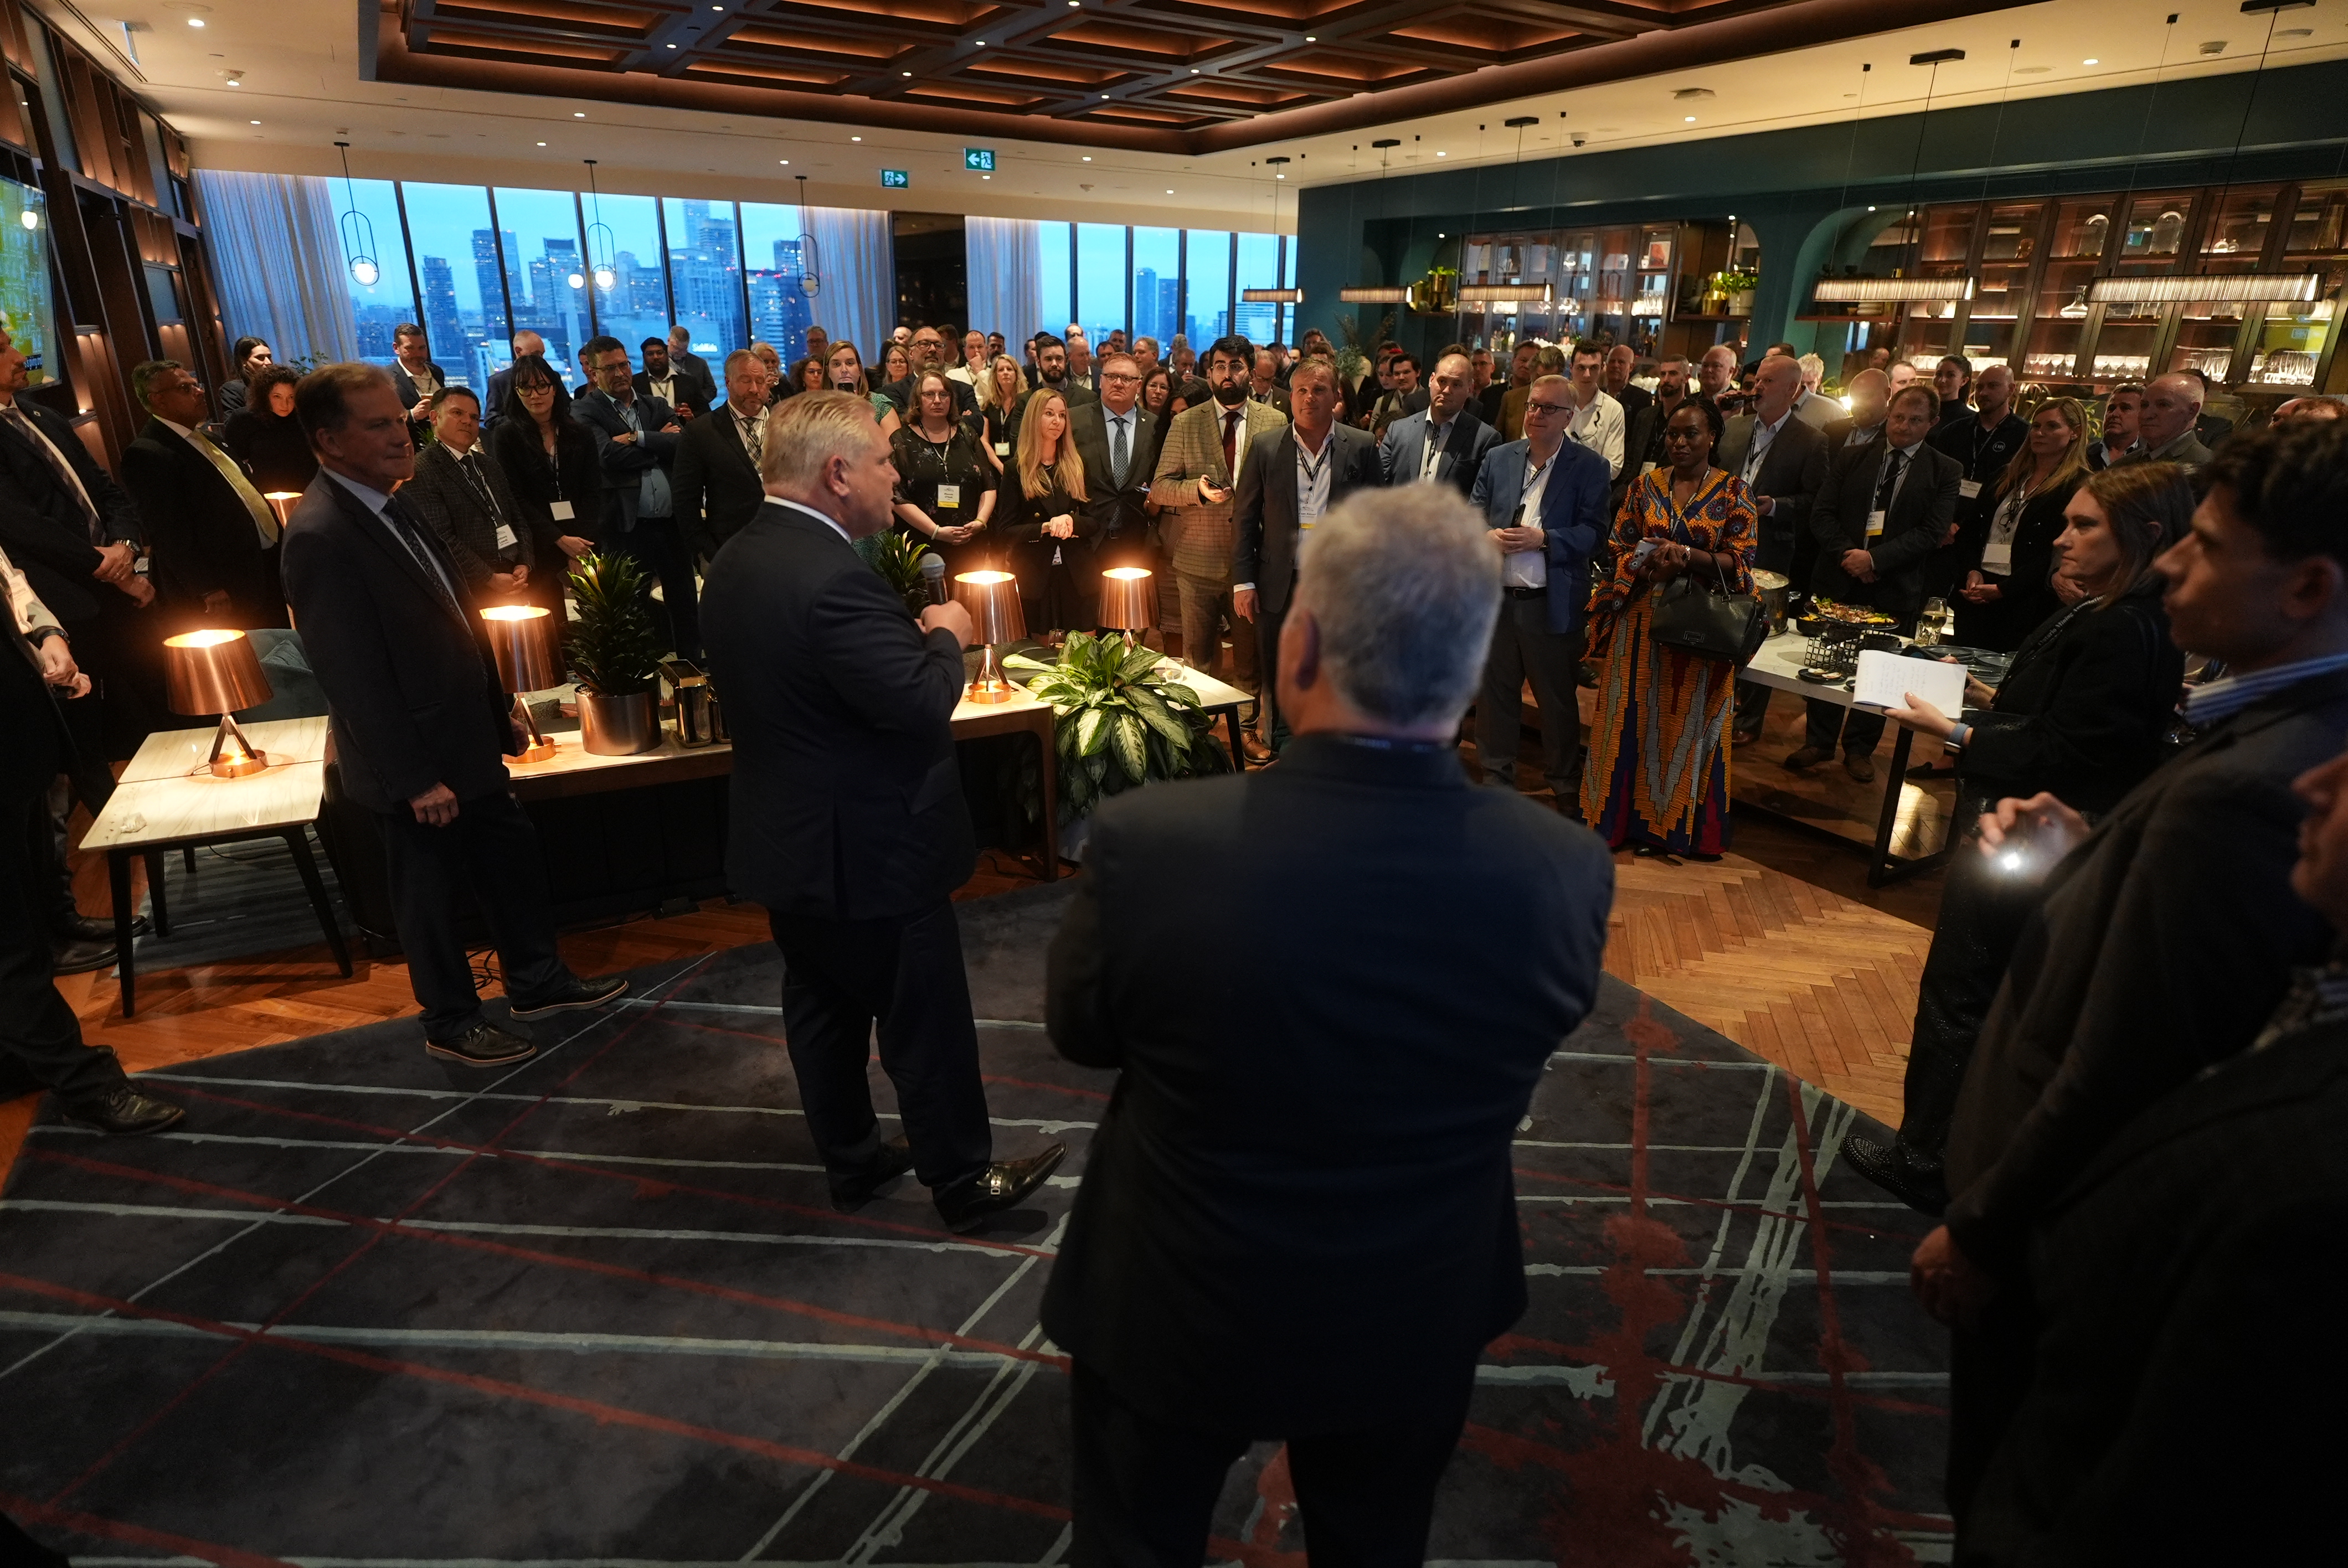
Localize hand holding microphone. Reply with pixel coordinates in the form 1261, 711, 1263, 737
919, 552, 949, 604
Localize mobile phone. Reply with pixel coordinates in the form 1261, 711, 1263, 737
1628, 537, 1662, 570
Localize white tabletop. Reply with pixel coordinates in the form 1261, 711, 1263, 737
84, 761, 327, 852
119, 716, 331, 783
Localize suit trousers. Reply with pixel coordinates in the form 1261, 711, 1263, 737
1805, 698, 1886, 757
1476, 591, 1584, 795
1253, 592, 1290, 746
375, 788, 572, 1039
1068, 1359, 1475, 1567
615, 515, 701, 662
1176, 572, 1257, 688
1, 793, 128, 1104
768, 899, 992, 1194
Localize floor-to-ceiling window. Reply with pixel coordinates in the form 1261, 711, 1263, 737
1130, 226, 1180, 351
739, 202, 817, 365
1038, 221, 1073, 346
1183, 230, 1231, 349
397, 183, 508, 389
663, 198, 745, 372
493, 187, 591, 384
1233, 230, 1281, 350
1075, 223, 1127, 346
586, 191, 668, 365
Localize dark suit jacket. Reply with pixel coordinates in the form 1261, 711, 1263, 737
699, 501, 975, 920
1377, 408, 1499, 497
2114, 429, 2216, 472
120, 418, 267, 620
0, 584, 69, 808
485, 415, 605, 548
403, 441, 546, 591
1961, 1015, 2348, 1566
674, 409, 768, 561
573, 388, 681, 535
389, 360, 446, 414
280, 471, 511, 814
1040, 735, 1614, 1431
633, 369, 702, 419
1065, 400, 1160, 551
1805, 437, 1963, 622
0, 396, 144, 623
1229, 422, 1383, 615
1611, 381, 1654, 424
1944, 668, 2348, 1272
1716, 412, 1829, 576
671, 349, 719, 414
1468, 436, 1612, 637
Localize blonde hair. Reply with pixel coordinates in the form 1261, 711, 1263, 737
825, 342, 869, 398
1014, 388, 1088, 502
1999, 395, 2091, 502
977, 354, 1025, 419
761, 389, 883, 488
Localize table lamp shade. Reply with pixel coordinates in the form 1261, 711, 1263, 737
952, 570, 1027, 646
1096, 566, 1158, 631
481, 604, 561, 692
263, 492, 302, 530
163, 628, 272, 715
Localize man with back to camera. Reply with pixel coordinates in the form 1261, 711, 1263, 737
282, 364, 626, 1066
1910, 420, 2348, 1529
1043, 483, 1615, 1563
699, 391, 1065, 1232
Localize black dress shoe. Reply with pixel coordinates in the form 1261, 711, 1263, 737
425, 1023, 539, 1066
1842, 1135, 1948, 1216
831, 1136, 914, 1213
50, 936, 117, 976
935, 1146, 1068, 1234
55, 913, 150, 942
63, 1086, 186, 1137
508, 974, 629, 1019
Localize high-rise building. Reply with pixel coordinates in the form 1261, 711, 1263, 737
419, 255, 467, 383
748, 236, 813, 358
471, 229, 514, 343
668, 201, 744, 354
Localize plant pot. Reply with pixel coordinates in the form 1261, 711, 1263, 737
578, 688, 663, 755
1729, 290, 1755, 316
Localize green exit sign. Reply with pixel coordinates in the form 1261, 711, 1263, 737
880, 168, 910, 189
964, 147, 996, 172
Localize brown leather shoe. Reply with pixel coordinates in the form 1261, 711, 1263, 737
1783, 745, 1831, 771
935, 1146, 1067, 1233
1844, 751, 1877, 783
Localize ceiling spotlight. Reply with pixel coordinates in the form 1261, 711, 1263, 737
902, 70, 912, 76
1082, 154, 1091, 161
851, 135, 862, 141
975, 39, 985, 45
1683, 115, 1696, 121
187, 16, 204, 24
1190, 68, 1199, 74
225, 76, 241, 86
574, 111, 586, 117
1305, 33, 1316, 40
2083, 57, 2098, 64
1435, 151, 1445, 157
250, 119, 260, 125
779, 158, 789, 164
982, 174, 991, 179
1166, 187, 1174, 193
666, 42, 677, 48
537, 140, 547, 146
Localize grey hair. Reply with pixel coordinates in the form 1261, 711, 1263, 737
723, 348, 764, 376
130, 358, 184, 411
761, 389, 878, 488
1294, 486, 1501, 729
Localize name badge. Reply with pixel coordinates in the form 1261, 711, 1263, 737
993, 441, 1010, 457
494, 523, 519, 549
1866, 509, 1887, 539
936, 483, 961, 510
1981, 540, 2014, 574
551, 499, 576, 522
1958, 479, 1983, 500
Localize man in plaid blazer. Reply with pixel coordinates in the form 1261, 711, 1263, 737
1149, 334, 1288, 696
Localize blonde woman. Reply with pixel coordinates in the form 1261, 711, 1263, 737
824, 341, 900, 440
976, 353, 1025, 469
998, 388, 1094, 633
1955, 396, 2092, 651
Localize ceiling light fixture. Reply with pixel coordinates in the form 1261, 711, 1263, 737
573, 111, 585, 117
2082, 56, 2098, 64
1683, 115, 1696, 122
2087, 272, 2320, 305
583, 158, 617, 291
1082, 154, 1091, 161
793, 174, 822, 298
332, 141, 382, 289
537, 141, 547, 146
250, 119, 260, 125
1810, 49, 1974, 307
1243, 157, 1301, 307
187, 16, 203, 25
779, 158, 789, 164
1338, 286, 1409, 303
1459, 281, 1555, 307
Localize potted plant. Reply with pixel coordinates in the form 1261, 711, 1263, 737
564, 551, 666, 755
1716, 269, 1761, 316
868, 530, 941, 618
1002, 632, 1231, 850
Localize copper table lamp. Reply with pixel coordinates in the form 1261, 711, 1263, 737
1096, 565, 1158, 646
162, 628, 275, 778
263, 491, 302, 531
481, 604, 562, 762
952, 570, 1026, 704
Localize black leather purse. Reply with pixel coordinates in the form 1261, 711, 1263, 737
1647, 515, 1766, 665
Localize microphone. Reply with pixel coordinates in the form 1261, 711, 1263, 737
919, 552, 949, 604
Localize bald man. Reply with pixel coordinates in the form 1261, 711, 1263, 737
1696, 345, 1739, 405
2113, 373, 2216, 470
1825, 369, 1891, 451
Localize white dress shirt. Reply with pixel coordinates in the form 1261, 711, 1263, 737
1232, 426, 1333, 596
1566, 388, 1625, 480
763, 493, 853, 544
1502, 447, 1556, 590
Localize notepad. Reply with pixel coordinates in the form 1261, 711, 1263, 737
1853, 649, 1967, 715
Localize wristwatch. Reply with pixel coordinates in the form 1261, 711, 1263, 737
27, 625, 66, 646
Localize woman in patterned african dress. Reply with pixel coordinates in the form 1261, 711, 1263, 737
1580, 395, 1757, 857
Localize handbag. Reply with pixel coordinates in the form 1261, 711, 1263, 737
1646, 510, 1766, 665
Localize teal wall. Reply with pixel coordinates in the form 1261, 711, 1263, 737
1296, 58, 2348, 360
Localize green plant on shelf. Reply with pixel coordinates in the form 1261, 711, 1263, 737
868, 528, 941, 619
564, 551, 664, 696
1001, 632, 1231, 821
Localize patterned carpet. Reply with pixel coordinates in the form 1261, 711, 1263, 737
0, 882, 1950, 1566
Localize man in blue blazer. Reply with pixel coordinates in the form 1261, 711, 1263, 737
1377, 350, 1499, 498
1467, 374, 1611, 804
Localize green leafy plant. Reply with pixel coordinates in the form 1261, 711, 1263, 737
1002, 632, 1232, 821
868, 529, 941, 618
1332, 310, 1396, 388
564, 551, 665, 695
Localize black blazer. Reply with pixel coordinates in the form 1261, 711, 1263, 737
996, 462, 1098, 622
1805, 436, 1963, 623
1945, 668, 2348, 1272
120, 418, 269, 623
674, 408, 768, 561
634, 369, 701, 419
1954, 475, 2081, 652
1961, 1015, 2348, 1566
1230, 423, 1384, 614
700, 501, 974, 921
403, 441, 546, 591
1065, 400, 1159, 552
389, 360, 446, 414
574, 388, 681, 536
1041, 735, 1614, 1431
486, 414, 605, 548
222, 407, 318, 494
0, 615, 68, 809
671, 349, 719, 415
0, 396, 143, 623
1958, 577, 2184, 817
280, 471, 512, 814
1716, 412, 1829, 576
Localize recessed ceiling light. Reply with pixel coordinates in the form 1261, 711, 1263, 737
187, 16, 204, 25
1082, 154, 1091, 161
1435, 151, 1445, 157
249, 119, 260, 125
2083, 57, 2098, 64
851, 135, 862, 141
1305, 33, 1315, 40
537, 141, 547, 146
982, 174, 991, 179
1190, 68, 1199, 74
226, 78, 240, 86
574, 111, 586, 117
902, 70, 912, 76
666, 42, 677, 47
779, 158, 789, 164
975, 39, 985, 45
1166, 188, 1174, 194
1683, 115, 1696, 121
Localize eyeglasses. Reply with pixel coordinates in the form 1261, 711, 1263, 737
1526, 401, 1573, 416
1101, 372, 1141, 384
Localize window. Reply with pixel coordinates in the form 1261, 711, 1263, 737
398, 183, 508, 389
738, 201, 816, 365
1233, 230, 1280, 348
585, 190, 667, 365
493, 187, 591, 383
1130, 226, 1179, 349
1281, 238, 1297, 347
1038, 221, 1072, 347
664, 198, 744, 373
1183, 230, 1230, 349
331, 177, 413, 366
1076, 223, 1126, 345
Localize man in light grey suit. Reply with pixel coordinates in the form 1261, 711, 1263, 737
1233, 359, 1386, 750
1378, 350, 1499, 498
1467, 375, 1612, 803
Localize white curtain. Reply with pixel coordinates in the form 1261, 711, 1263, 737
805, 204, 894, 360
192, 170, 358, 364
965, 216, 1042, 355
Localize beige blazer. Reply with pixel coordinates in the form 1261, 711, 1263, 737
1148, 397, 1289, 580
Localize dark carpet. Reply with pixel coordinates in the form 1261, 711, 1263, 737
0, 881, 1950, 1566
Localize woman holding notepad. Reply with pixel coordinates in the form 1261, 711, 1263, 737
1845, 463, 2196, 1215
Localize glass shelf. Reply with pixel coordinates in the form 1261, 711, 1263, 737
2122, 194, 2195, 260
2201, 185, 2280, 259
2051, 200, 2114, 262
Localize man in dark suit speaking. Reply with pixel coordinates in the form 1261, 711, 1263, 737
700, 391, 1065, 1232
282, 364, 626, 1066
1044, 484, 1615, 1561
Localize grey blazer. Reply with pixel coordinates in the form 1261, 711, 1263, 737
1377, 408, 1499, 497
